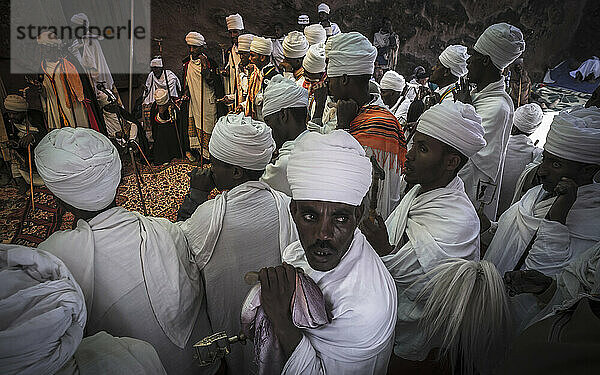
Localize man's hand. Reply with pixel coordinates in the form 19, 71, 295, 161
504, 269, 553, 296
360, 214, 394, 256
546, 177, 578, 225
189, 167, 215, 192
453, 79, 472, 104
336, 99, 359, 129
18, 134, 35, 149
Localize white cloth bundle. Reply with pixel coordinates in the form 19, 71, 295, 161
35, 128, 121, 211
150, 58, 163, 67
303, 42, 326, 73
298, 15, 310, 25
238, 34, 254, 52
283, 31, 309, 59
287, 129, 372, 206
379, 70, 405, 92
304, 24, 327, 45
185, 32, 206, 47
439, 44, 469, 78
318, 3, 330, 13
513, 103, 544, 134
226, 14, 244, 30
4, 94, 27, 111
263, 75, 309, 118
154, 88, 169, 105
544, 106, 600, 164
474, 23, 525, 70
70, 13, 89, 26
250, 36, 273, 56
209, 113, 275, 170
417, 100, 486, 157
325, 32, 377, 77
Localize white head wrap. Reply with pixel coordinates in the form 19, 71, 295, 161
283, 31, 309, 59
379, 71, 406, 92
250, 36, 273, 56
439, 44, 469, 78
474, 23, 525, 70
37, 31, 61, 46
185, 31, 206, 47
303, 42, 326, 74
0, 244, 86, 375
513, 103, 543, 134
70, 13, 89, 26
150, 58, 163, 68
263, 75, 309, 118
209, 113, 276, 170
226, 14, 244, 31
318, 3, 331, 14
544, 106, 600, 165
325, 32, 377, 77
35, 128, 122, 211
287, 130, 372, 206
417, 101, 486, 157
298, 15, 310, 25
4, 94, 28, 112
238, 34, 255, 53
154, 88, 169, 105
304, 24, 327, 45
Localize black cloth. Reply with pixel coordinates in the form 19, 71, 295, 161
150, 103, 182, 164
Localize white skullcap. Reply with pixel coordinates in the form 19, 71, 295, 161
250, 36, 273, 56
37, 31, 61, 46
303, 42, 326, 74
35, 128, 122, 211
185, 31, 206, 47
379, 71, 406, 92
325, 32, 377, 77
513, 103, 543, 134
0, 244, 86, 375
226, 14, 244, 30
544, 106, 600, 165
154, 88, 169, 105
318, 3, 330, 14
263, 75, 309, 118
304, 24, 327, 45
283, 31, 310, 59
4, 94, 28, 112
70, 13, 89, 26
238, 34, 254, 52
439, 44, 469, 78
287, 130, 372, 206
209, 113, 276, 170
474, 23, 525, 70
298, 15, 310, 25
150, 58, 163, 67
417, 101, 486, 158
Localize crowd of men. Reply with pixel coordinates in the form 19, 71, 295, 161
1, 2, 600, 374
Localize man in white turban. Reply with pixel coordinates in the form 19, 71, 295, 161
175, 113, 297, 374
379, 70, 407, 121
233, 34, 255, 113
325, 31, 407, 219
302, 43, 329, 120
182, 31, 224, 162
429, 45, 469, 103
570, 56, 600, 81
456, 22, 525, 220
220, 14, 246, 112
34, 128, 210, 375
484, 106, 600, 276
246, 36, 279, 120
96, 90, 139, 151
361, 100, 486, 364
0, 244, 167, 375
497, 103, 544, 215
373, 18, 399, 75
143, 57, 181, 120
304, 24, 327, 45
281, 31, 310, 86
318, 2, 341, 36
257, 129, 396, 374
297, 14, 310, 28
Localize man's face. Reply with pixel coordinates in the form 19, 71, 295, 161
380, 88, 400, 108
430, 59, 447, 84
318, 12, 329, 22
291, 200, 362, 272
189, 45, 202, 59
466, 48, 485, 82
404, 131, 447, 186
229, 30, 240, 45
7, 110, 26, 124
151, 67, 163, 78
250, 51, 266, 66
239, 51, 251, 67
382, 19, 392, 33
284, 56, 304, 71
304, 71, 324, 82
537, 150, 587, 192
327, 75, 347, 101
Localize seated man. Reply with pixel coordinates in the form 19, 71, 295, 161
484, 107, 600, 276
34, 128, 209, 375
178, 113, 298, 374
259, 130, 397, 374
361, 100, 486, 364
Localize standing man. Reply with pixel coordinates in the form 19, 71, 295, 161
318, 3, 341, 37
373, 18, 399, 78
455, 23, 525, 220
429, 45, 469, 103
221, 14, 245, 112
271, 22, 286, 68
302, 43, 328, 120
281, 31, 310, 86
142, 57, 181, 140
246, 36, 278, 121
379, 70, 407, 122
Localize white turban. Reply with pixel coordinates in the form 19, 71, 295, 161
0, 244, 86, 375
283, 31, 309, 59
35, 128, 122, 211
474, 23, 525, 70
379, 71, 406, 92
4, 94, 28, 112
325, 32, 377, 77
417, 101, 486, 158
250, 36, 273, 56
304, 24, 327, 45
298, 15, 310, 25
263, 75, 309, 118
544, 106, 600, 165
226, 14, 244, 31
513, 103, 544, 134
154, 88, 169, 105
70, 13, 89, 26
209, 113, 276, 170
185, 31, 206, 47
150, 58, 163, 67
303, 42, 326, 74
238, 34, 254, 53
287, 130, 372, 206
439, 44, 469, 78
318, 3, 330, 14
37, 31, 61, 46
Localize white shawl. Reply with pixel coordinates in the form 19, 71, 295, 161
143, 70, 181, 105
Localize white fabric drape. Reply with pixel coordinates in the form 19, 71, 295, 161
143, 70, 181, 105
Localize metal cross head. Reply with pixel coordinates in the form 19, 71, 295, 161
193, 331, 247, 366
370, 155, 385, 182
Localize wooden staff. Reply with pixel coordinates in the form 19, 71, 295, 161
200, 58, 205, 168
25, 121, 35, 211
518, 76, 522, 107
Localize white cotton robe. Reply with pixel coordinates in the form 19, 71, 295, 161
280, 229, 397, 374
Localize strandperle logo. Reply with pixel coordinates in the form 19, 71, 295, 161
15, 20, 147, 42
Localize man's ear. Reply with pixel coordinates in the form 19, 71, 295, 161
355, 201, 365, 223
445, 153, 462, 173
581, 164, 600, 182
290, 200, 298, 224
482, 54, 493, 68
341, 74, 350, 86
281, 108, 289, 124
231, 165, 244, 180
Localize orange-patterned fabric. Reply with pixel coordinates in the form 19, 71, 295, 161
42, 59, 85, 107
